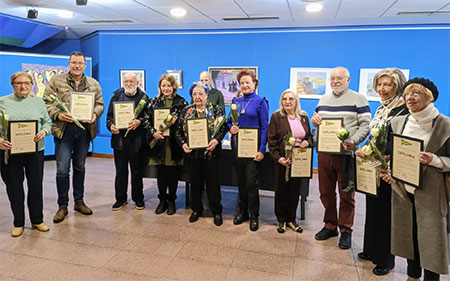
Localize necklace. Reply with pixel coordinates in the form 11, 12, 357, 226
240, 96, 254, 114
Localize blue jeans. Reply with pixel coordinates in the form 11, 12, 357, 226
54, 124, 90, 207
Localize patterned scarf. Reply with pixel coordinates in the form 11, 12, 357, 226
370, 95, 405, 129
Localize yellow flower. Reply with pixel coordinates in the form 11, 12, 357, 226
361, 145, 373, 156
165, 114, 173, 122
217, 116, 223, 123
371, 128, 379, 138
3, 114, 8, 121
288, 137, 296, 146
337, 128, 348, 137
231, 104, 237, 110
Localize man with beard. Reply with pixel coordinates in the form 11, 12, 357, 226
106, 72, 149, 210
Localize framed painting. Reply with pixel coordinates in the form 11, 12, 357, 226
359, 68, 410, 101
208, 66, 258, 104
289, 68, 333, 99
166, 70, 183, 89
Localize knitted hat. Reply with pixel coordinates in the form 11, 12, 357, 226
403, 77, 439, 101
189, 81, 210, 96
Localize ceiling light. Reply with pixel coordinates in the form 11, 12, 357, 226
27, 9, 38, 19
305, 3, 323, 13
170, 8, 187, 17
58, 10, 74, 18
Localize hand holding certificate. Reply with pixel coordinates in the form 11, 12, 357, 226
237, 128, 258, 158
317, 118, 343, 153
291, 147, 313, 179
113, 102, 135, 129
44, 93, 85, 130
391, 134, 423, 188
8, 121, 38, 155
70, 92, 95, 121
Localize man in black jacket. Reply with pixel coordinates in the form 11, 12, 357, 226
106, 73, 149, 211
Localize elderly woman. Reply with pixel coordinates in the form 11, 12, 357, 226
356, 68, 408, 276
144, 74, 188, 215
175, 81, 227, 226
227, 69, 269, 231
382, 78, 450, 281
0, 72, 51, 237
267, 89, 313, 233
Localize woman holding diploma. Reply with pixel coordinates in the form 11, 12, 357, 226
175, 81, 227, 226
227, 69, 269, 231
355, 68, 408, 276
268, 89, 313, 233
381, 78, 450, 280
144, 74, 188, 215
0, 72, 51, 237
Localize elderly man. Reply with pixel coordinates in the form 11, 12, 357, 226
311, 66, 371, 249
45, 51, 104, 223
191, 71, 225, 112
106, 73, 149, 211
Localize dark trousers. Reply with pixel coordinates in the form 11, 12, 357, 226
362, 181, 395, 268
318, 153, 355, 232
0, 151, 44, 227
187, 157, 222, 215
407, 193, 440, 280
234, 154, 260, 217
275, 164, 301, 223
155, 165, 180, 201
113, 146, 145, 204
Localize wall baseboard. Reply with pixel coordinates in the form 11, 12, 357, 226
91, 153, 114, 159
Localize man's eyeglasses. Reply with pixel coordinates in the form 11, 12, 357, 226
13, 81, 32, 86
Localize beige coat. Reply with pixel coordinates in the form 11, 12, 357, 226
44, 73, 104, 140
390, 114, 450, 274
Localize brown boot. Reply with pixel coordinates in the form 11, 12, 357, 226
74, 201, 93, 215
53, 206, 68, 223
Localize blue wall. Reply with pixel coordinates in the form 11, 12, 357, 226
0, 39, 81, 56
81, 25, 450, 161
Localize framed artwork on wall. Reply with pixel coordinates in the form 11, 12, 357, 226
359, 68, 410, 101
120, 69, 145, 92
289, 68, 333, 99
208, 66, 258, 104
166, 70, 183, 89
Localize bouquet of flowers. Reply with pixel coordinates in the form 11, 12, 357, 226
230, 103, 239, 126
336, 127, 350, 143
284, 134, 296, 182
124, 98, 147, 138
204, 115, 226, 157
149, 113, 175, 149
1, 111, 9, 165
44, 94, 85, 130
359, 122, 410, 204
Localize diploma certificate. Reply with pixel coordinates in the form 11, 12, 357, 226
391, 134, 423, 188
237, 128, 259, 158
113, 102, 134, 129
69, 92, 95, 121
317, 118, 344, 154
291, 147, 313, 178
8, 120, 38, 155
355, 157, 378, 197
187, 118, 209, 149
153, 108, 171, 137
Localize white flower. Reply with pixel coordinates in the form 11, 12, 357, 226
230, 104, 237, 110
337, 128, 348, 137
216, 116, 223, 123
288, 137, 296, 146
3, 114, 8, 121
165, 114, 173, 122
361, 145, 373, 156
371, 128, 379, 138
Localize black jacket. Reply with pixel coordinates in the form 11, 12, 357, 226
106, 87, 149, 152
143, 94, 188, 161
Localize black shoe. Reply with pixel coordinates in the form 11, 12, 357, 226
167, 200, 176, 215
189, 211, 202, 223
277, 222, 286, 233
357, 252, 373, 261
233, 212, 249, 225
112, 201, 127, 211
287, 221, 303, 233
135, 201, 145, 210
155, 200, 168, 214
249, 217, 259, 231
338, 231, 352, 249
372, 265, 394, 276
315, 227, 339, 240
213, 214, 223, 226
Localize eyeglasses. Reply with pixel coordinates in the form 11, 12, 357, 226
404, 90, 423, 97
13, 81, 32, 86
69, 61, 86, 66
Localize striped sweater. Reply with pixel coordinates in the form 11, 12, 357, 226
315, 89, 371, 145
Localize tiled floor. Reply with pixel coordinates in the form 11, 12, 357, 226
0, 157, 448, 281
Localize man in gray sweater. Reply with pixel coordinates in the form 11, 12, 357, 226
311, 66, 371, 250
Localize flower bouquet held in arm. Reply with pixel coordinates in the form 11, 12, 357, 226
336, 127, 350, 143
284, 134, 296, 182
360, 123, 411, 204
204, 115, 226, 157
149, 113, 175, 149
44, 94, 85, 130
1, 111, 9, 165
124, 98, 146, 138
230, 103, 239, 126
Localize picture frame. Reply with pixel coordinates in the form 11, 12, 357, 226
289, 68, 333, 99
358, 68, 410, 101
166, 70, 183, 89
208, 66, 258, 104
120, 69, 145, 92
